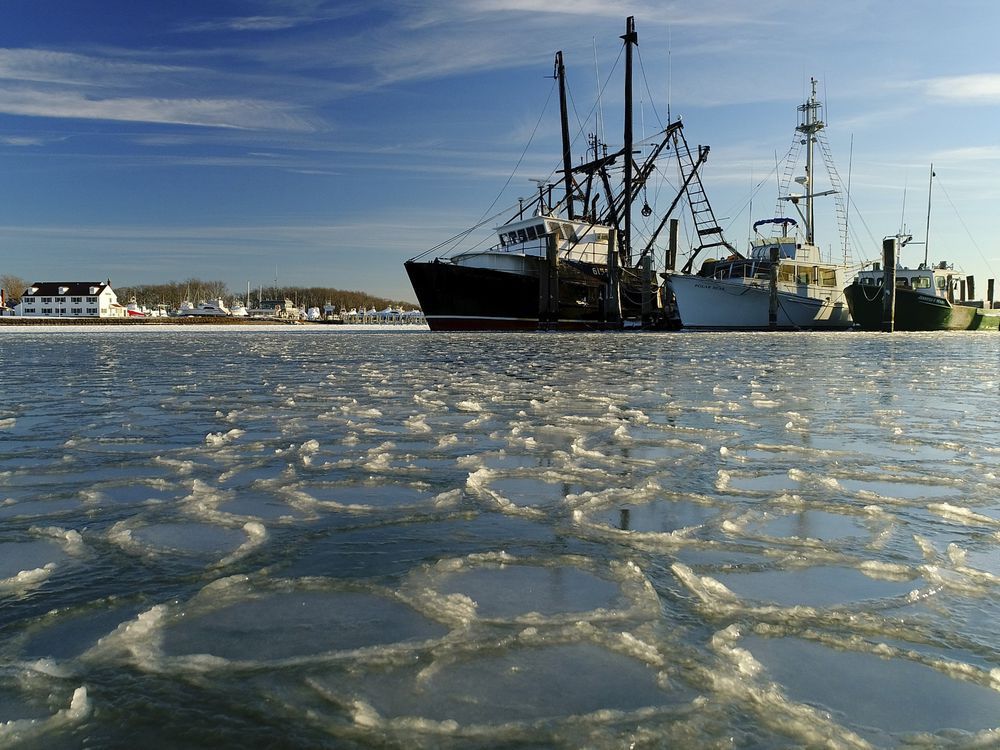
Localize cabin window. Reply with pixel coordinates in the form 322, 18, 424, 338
778, 266, 795, 283
935, 277, 947, 290
818, 268, 837, 287
526, 225, 537, 240
517, 229, 527, 243
796, 267, 811, 285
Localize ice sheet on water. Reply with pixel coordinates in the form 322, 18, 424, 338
743, 633, 1000, 742
315, 641, 690, 730
753, 510, 876, 542
0, 539, 75, 594
289, 481, 446, 511
711, 565, 918, 609
16, 601, 149, 662
584, 499, 719, 535
406, 553, 657, 622
156, 582, 449, 666
0, 684, 90, 745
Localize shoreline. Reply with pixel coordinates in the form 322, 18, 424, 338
0, 316, 304, 326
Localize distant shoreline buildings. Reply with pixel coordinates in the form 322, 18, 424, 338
0, 278, 425, 324
6, 280, 125, 319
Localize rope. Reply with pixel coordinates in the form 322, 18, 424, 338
408, 79, 557, 262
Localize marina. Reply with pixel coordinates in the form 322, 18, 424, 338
0, 328, 998, 747
3, 5, 1000, 748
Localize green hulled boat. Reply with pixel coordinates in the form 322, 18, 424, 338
845, 262, 1000, 331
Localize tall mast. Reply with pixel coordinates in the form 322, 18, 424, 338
555, 51, 574, 220
621, 16, 637, 266
797, 77, 823, 245
923, 163, 934, 268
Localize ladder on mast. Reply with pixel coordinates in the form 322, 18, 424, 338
672, 127, 735, 273
816, 130, 851, 266
774, 136, 803, 218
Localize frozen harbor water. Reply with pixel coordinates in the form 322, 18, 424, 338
0, 327, 998, 748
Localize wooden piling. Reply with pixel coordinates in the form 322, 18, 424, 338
667, 218, 679, 271
641, 254, 653, 318
538, 232, 559, 323
988, 278, 995, 309
768, 245, 780, 329
881, 237, 896, 332
966, 275, 975, 302
605, 229, 620, 321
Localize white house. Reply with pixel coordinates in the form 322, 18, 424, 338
13, 280, 125, 318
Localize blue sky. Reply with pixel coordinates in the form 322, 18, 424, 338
1, 0, 999, 302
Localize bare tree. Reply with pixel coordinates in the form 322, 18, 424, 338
0, 274, 28, 303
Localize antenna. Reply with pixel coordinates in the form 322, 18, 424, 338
845, 134, 853, 263
899, 173, 907, 237
666, 25, 672, 123
923, 163, 934, 268
593, 36, 605, 143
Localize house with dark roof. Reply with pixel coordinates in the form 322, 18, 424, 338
13, 280, 125, 318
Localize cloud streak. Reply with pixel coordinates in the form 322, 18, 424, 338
923, 74, 1000, 104
0, 85, 319, 130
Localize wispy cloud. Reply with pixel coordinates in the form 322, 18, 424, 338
931, 145, 1000, 163
182, 16, 314, 32
0, 48, 190, 88
0, 135, 45, 146
923, 74, 1000, 104
0, 85, 320, 130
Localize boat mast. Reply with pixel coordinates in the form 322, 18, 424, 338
621, 16, 637, 266
555, 52, 575, 220
923, 163, 934, 268
797, 77, 823, 245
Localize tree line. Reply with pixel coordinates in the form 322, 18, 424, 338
0, 275, 416, 312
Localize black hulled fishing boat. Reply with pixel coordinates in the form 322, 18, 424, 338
404, 17, 724, 331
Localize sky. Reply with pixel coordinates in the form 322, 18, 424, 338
1, 0, 999, 303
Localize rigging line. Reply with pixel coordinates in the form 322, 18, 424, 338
477, 78, 556, 224
407, 204, 519, 262
718, 163, 783, 237
635, 47, 665, 130
936, 177, 997, 277
410, 79, 559, 263
584, 43, 626, 147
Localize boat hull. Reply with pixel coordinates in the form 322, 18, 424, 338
404, 259, 641, 331
844, 283, 1000, 331
666, 273, 853, 330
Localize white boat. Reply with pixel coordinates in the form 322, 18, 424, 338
176, 299, 232, 317
230, 302, 249, 317
664, 79, 853, 330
